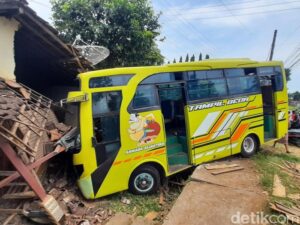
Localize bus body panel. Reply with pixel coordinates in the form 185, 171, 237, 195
188, 95, 264, 165
69, 59, 288, 199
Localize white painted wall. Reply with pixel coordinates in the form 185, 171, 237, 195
0, 17, 19, 80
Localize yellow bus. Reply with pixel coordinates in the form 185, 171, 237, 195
67, 59, 288, 199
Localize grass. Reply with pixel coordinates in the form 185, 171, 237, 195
96, 186, 181, 217
253, 148, 300, 205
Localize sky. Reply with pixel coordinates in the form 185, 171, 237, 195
27, 0, 300, 92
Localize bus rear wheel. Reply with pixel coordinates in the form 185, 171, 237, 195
241, 135, 258, 157
129, 165, 160, 195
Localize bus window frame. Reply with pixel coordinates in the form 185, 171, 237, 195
257, 66, 284, 92
89, 74, 134, 89
128, 84, 161, 113
91, 90, 122, 144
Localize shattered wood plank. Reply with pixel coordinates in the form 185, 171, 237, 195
270, 203, 300, 224
288, 193, 300, 200
286, 214, 300, 225
275, 202, 300, 217
50, 129, 62, 142
19, 87, 31, 100
4, 80, 22, 89
0, 208, 24, 214
272, 174, 286, 198
0, 171, 15, 176
2, 201, 24, 225
269, 162, 300, 178
205, 163, 239, 170
2, 191, 36, 199
210, 166, 244, 175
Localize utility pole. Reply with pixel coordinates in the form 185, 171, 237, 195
269, 29, 277, 61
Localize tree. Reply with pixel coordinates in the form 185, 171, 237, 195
205, 54, 210, 59
51, 0, 164, 68
173, 58, 176, 63
285, 68, 291, 82
293, 91, 300, 101
190, 54, 195, 62
199, 53, 202, 61
179, 56, 183, 63
185, 54, 189, 62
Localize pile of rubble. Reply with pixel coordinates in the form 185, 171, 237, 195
0, 79, 70, 224
271, 161, 300, 224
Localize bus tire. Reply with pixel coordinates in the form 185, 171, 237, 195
129, 165, 160, 195
241, 134, 258, 158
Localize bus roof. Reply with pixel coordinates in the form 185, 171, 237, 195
79, 58, 283, 79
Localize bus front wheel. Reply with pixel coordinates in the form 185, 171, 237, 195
129, 165, 160, 195
241, 135, 258, 157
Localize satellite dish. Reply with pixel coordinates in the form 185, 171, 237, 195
73, 35, 110, 66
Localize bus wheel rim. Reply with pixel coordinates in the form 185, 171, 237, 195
134, 172, 154, 193
243, 137, 255, 153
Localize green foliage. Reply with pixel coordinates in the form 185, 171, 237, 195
173, 58, 176, 63
179, 56, 182, 63
292, 91, 300, 101
285, 68, 291, 82
198, 53, 202, 61
51, 0, 164, 68
185, 54, 189, 62
205, 54, 209, 59
190, 54, 195, 62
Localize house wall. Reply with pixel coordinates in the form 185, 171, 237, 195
0, 17, 19, 80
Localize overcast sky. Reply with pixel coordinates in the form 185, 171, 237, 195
28, 0, 300, 92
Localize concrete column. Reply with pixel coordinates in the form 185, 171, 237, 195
0, 17, 20, 80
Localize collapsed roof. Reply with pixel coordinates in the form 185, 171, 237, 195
0, 0, 93, 98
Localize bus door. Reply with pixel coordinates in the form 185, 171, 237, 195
259, 76, 276, 140
156, 82, 190, 170
90, 91, 122, 190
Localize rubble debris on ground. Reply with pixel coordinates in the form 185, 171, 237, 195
121, 197, 131, 205
270, 202, 300, 224
204, 162, 244, 175
270, 161, 300, 178
204, 163, 239, 170
0, 79, 71, 224
272, 174, 286, 197
288, 193, 300, 200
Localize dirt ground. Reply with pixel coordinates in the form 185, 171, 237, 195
269, 142, 300, 157
162, 158, 269, 225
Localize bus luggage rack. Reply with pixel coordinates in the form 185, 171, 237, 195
0, 79, 65, 224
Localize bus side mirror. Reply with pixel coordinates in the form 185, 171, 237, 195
60, 91, 89, 105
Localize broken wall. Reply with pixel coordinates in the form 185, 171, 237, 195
0, 17, 19, 80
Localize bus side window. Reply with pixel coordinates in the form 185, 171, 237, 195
225, 68, 260, 96
257, 66, 284, 92
274, 67, 284, 91
187, 78, 227, 101
132, 85, 158, 109
227, 76, 260, 95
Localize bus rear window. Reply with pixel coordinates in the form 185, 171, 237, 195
89, 75, 133, 88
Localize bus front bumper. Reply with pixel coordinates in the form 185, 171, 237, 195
77, 176, 94, 199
